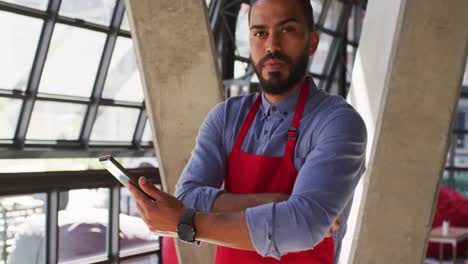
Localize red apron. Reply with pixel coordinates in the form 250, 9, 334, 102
162, 79, 334, 264
214, 78, 334, 264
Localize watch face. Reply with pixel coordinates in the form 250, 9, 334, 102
178, 223, 195, 243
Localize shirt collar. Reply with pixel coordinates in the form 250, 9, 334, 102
260, 78, 318, 119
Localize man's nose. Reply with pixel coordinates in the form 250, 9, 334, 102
266, 32, 281, 54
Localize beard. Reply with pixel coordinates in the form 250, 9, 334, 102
253, 45, 310, 95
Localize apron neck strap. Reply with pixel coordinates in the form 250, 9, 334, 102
232, 94, 262, 151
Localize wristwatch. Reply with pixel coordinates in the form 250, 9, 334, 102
177, 208, 197, 243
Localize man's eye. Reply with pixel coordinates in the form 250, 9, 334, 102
283, 26, 296, 33
253, 31, 266, 37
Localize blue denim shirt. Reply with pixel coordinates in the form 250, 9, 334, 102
175, 81, 367, 261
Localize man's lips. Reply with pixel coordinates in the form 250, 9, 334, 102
262, 59, 286, 71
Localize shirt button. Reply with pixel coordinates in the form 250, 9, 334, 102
272, 106, 277, 112
264, 130, 268, 135
283, 112, 288, 116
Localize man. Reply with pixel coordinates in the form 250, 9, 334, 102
127, 0, 367, 263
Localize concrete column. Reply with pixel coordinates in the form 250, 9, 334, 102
341, 0, 468, 263
125, 0, 223, 263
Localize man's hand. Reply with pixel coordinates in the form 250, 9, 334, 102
127, 177, 186, 236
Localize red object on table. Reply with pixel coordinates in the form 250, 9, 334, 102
427, 186, 468, 258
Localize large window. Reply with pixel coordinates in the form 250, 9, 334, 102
446, 60, 468, 197
0, 0, 152, 159
0, 166, 160, 264
0, 3, 160, 262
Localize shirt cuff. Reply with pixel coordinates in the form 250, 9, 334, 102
246, 203, 281, 260
180, 186, 224, 213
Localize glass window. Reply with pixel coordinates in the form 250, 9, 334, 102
141, 120, 153, 143
58, 189, 109, 263
456, 112, 465, 148
1, 0, 48, 10
323, 0, 343, 31
59, 0, 117, 26
0, 98, 22, 139
0, 158, 103, 173
39, 23, 106, 98
102, 37, 144, 102
90, 106, 139, 142
234, 61, 249, 79
309, 33, 333, 74
0, 193, 46, 264
119, 187, 159, 256
120, 11, 130, 31
454, 171, 468, 197
346, 44, 355, 83
235, 3, 250, 59
26, 101, 87, 140
311, 0, 324, 21
0, 11, 43, 91
463, 61, 468, 87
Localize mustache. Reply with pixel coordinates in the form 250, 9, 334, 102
258, 52, 292, 68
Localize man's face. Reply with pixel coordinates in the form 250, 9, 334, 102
249, 0, 313, 95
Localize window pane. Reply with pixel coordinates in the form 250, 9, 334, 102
235, 4, 250, 59
309, 33, 333, 74
26, 101, 87, 140
454, 98, 468, 167
58, 189, 109, 263
39, 24, 106, 98
1, 0, 48, 10
346, 45, 355, 83
0, 158, 105, 173
463, 61, 468, 87
454, 171, 468, 197
120, 187, 159, 255
59, 0, 117, 26
90, 106, 139, 142
0, 11, 43, 91
323, 0, 343, 31
234, 60, 249, 79
0, 193, 46, 264
311, 0, 324, 19
103, 37, 144, 102
0, 98, 22, 139
121, 11, 129, 31
141, 120, 153, 143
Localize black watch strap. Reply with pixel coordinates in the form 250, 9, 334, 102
177, 208, 197, 243
179, 208, 197, 225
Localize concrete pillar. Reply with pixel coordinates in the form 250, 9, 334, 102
341, 0, 468, 263
125, 0, 223, 263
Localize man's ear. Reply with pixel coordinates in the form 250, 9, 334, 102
308, 30, 320, 55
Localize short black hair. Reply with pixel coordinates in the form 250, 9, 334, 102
248, 0, 315, 31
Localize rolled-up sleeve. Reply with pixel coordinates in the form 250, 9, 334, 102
246, 107, 367, 259
175, 102, 226, 212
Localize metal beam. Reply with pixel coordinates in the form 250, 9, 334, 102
46, 190, 59, 264
80, 0, 126, 148
13, 0, 62, 147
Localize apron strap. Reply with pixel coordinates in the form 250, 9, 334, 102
232, 94, 262, 151
284, 78, 310, 159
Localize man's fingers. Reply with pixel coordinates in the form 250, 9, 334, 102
139, 177, 166, 201
127, 182, 154, 208
135, 202, 146, 217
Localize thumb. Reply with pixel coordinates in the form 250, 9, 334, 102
139, 177, 166, 201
